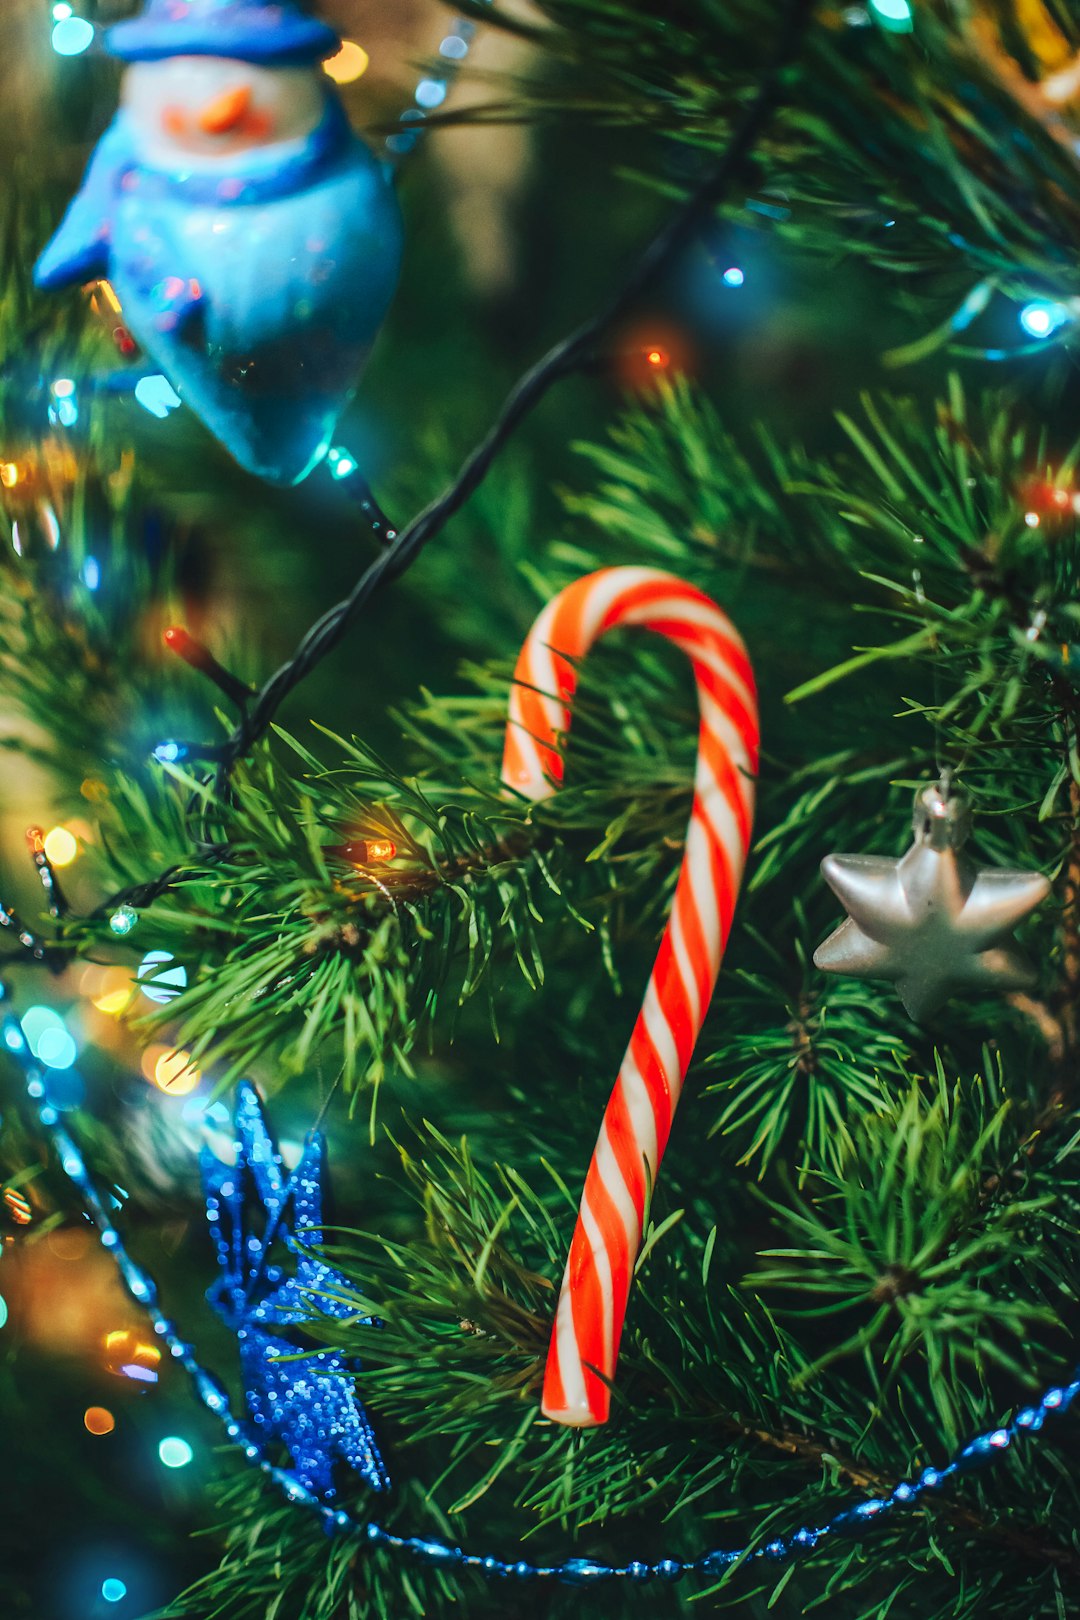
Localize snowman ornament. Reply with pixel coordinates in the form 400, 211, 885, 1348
35, 0, 404, 486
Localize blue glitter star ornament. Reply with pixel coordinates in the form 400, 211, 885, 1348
202, 1080, 389, 1498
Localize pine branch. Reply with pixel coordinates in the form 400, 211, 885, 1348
164, 0, 818, 782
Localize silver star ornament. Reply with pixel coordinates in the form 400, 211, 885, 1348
814, 781, 1050, 1022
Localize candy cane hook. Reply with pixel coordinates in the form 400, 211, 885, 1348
502, 567, 759, 1427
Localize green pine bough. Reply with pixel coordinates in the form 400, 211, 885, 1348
3, 3, 1080, 1618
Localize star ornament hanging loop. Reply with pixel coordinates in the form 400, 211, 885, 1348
814, 779, 1051, 1021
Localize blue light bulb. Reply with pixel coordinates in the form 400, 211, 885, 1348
1019, 300, 1069, 340
153, 740, 187, 765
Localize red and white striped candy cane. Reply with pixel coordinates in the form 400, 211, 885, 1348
502, 567, 759, 1427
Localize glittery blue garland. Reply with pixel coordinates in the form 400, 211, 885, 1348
5, 987, 1078, 1588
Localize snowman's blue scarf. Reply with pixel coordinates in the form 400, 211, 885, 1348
118, 96, 365, 207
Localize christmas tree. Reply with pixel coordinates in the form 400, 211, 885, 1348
4, 0, 1080, 1615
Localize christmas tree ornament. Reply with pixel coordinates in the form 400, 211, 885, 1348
814, 778, 1050, 1021
502, 567, 760, 1427
34, 0, 403, 486
203, 1081, 389, 1497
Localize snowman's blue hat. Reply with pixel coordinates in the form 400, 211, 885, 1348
108, 0, 340, 65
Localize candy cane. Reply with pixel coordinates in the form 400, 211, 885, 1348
502, 567, 759, 1427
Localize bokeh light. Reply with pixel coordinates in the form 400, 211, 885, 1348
868, 0, 914, 30
104, 1328, 161, 1383
137, 951, 187, 1005
101, 1578, 127, 1603
82, 964, 134, 1017
37, 1025, 77, 1071
52, 15, 95, 54
134, 375, 182, 420
84, 1405, 115, 1435
141, 1045, 201, 1096
42, 826, 78, 867
323, 39, 369, 85
158, 1435, 194, 1469
1019, 300, 1069, 340
0, 1293, 8, 1330
327, 446, 358, 480
415, 78, 447, 109
3, 1188, 31, 1225
722, 266, 746, 288
21, 1005, 77, 1069
44, 1067, 85, 1111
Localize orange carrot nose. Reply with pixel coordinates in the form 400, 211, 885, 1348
197, 84, 254, 136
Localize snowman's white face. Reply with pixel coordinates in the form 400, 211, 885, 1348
122, 56, 327, 170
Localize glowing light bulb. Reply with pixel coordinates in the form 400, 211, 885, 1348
868, 0, 914, 29
335, 836, 398, 865
1019, 300, 1069, 339
158, 1435, 194, 1469
327, 446, 359, 480
646, 348, 667, 368
109, 905, 138, 937
323, 39, 369, 84
364, 837, 397, 863
43, 826, 78, 867
52, 15, 95, 53
134, 374, 182, 420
